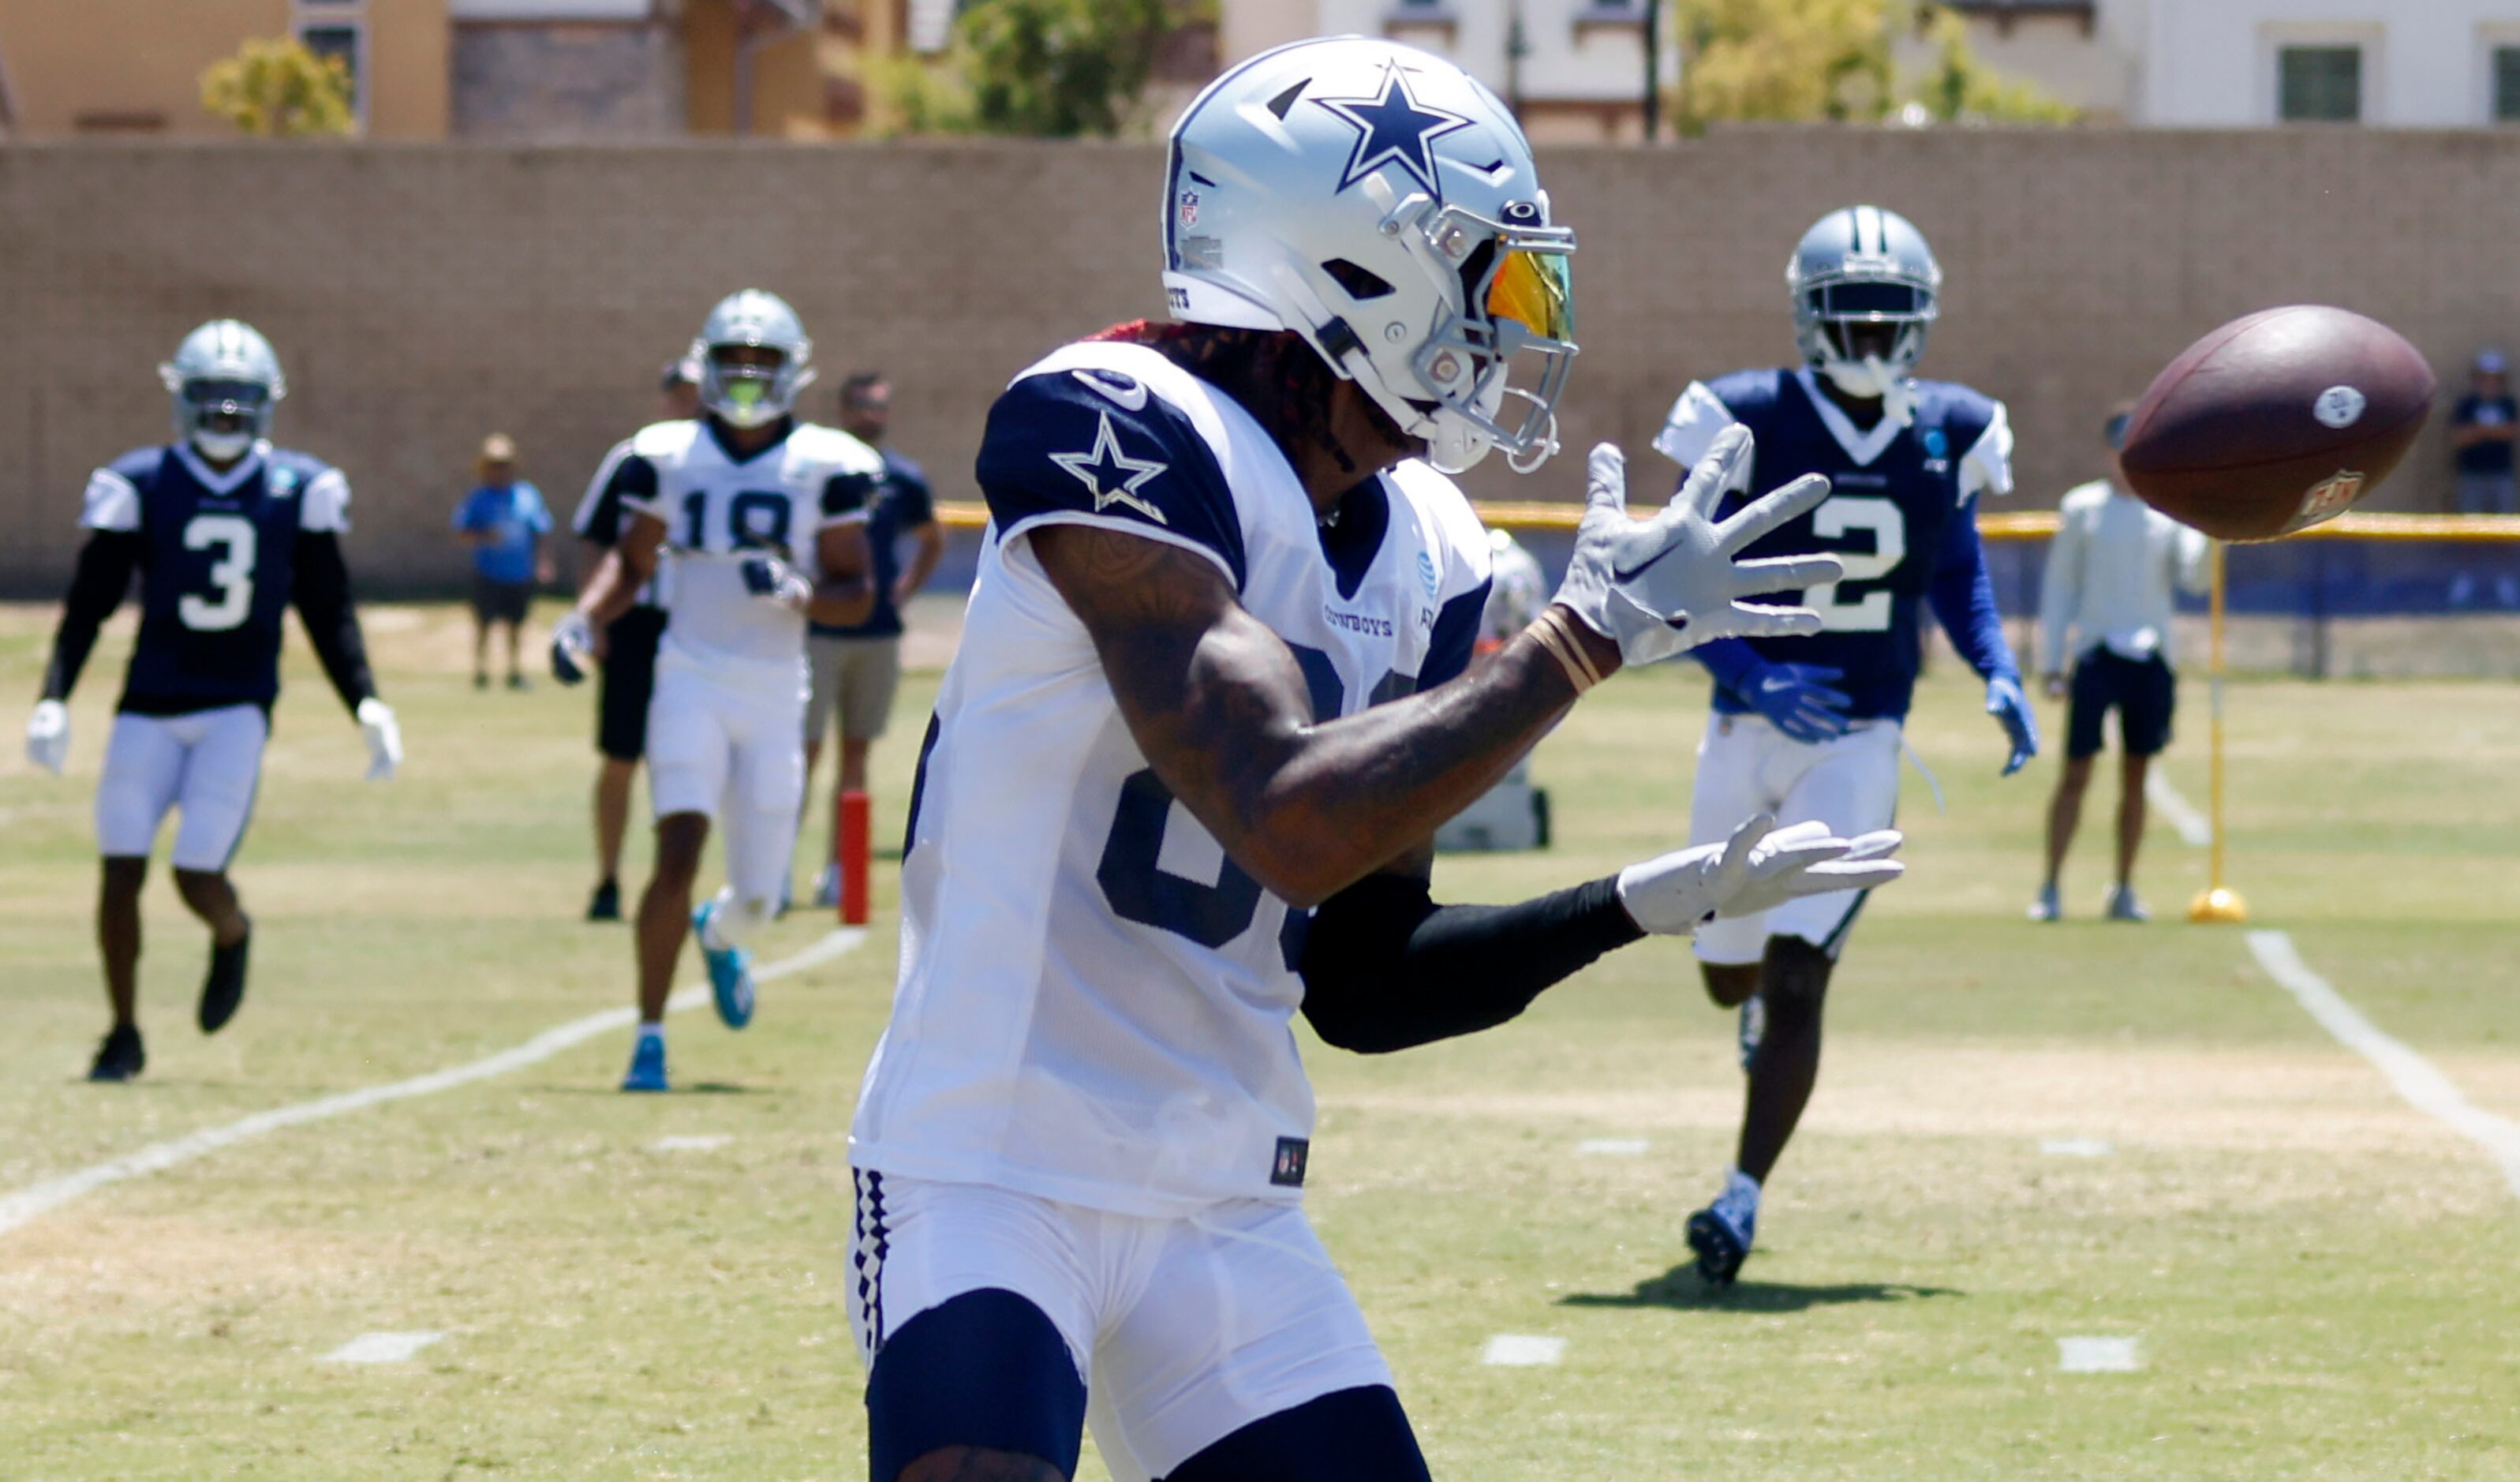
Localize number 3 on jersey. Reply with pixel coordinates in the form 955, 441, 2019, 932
1804, 495, 1905, 632
178, 513, 257, 632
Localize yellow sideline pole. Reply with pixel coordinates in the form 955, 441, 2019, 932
2189, 541, 2248, 924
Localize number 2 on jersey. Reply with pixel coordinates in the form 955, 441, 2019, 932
178, 514, 257, 632
1805, 495, 1905, 632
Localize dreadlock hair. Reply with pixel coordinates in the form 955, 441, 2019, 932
1087, 320, 1408, 480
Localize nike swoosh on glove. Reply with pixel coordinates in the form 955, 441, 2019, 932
1744, 662, 1851, 744
1551, 432, 1845, 668
1615, 812, 1906, 935
550, 609, 594, 686
26, 699, 69, 775
1985, 675, 2039, 776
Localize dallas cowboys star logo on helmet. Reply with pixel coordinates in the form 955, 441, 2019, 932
1050, 410, 1171, 525
1313, 60, 1472, 198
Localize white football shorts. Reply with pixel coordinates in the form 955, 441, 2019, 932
1689, 710, 1901, 965
847, 1170, 1394, 1481
644, 642, 807, 908
95, 704, 270, 872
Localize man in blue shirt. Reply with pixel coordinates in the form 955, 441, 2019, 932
451, 433, 553, 690
2451, 350, 2517, 515
1653, 208, 2038, 1286
805, 372, 943, 907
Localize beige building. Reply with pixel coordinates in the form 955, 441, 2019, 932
0, 0, 918, 141
1222, 0, 1663, 142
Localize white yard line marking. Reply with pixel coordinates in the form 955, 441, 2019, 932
0, 929, 866, 1240
1575, 1138, 1649, 1157
1482, 1334, 1565, 1367
2040, 1138, 2112, 1158
649, 1134, 735, 1153
2248, 930, 2520, 1199
324, 1330, 445, 1364
2057, 1336, 2141, 1373
2144, 771, 2212, 848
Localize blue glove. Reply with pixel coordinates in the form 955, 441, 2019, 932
1742, 662, 1851, 744
1986, 674, 2038, 776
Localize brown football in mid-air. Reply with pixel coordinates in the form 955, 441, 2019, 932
2119, 305, 2436, 541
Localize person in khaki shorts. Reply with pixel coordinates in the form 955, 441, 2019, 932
806, 372, 942, 907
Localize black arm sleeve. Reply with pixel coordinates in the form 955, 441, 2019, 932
40, 530, 140, 702
293, 531, 377, 715
1298, 872, 1644, 1055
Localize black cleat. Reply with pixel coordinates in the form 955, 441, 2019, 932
1685, 1206, 1753, 1287
198, 922, 252, 1035
586, 879, 623, 923
88, 1024, 145, 1083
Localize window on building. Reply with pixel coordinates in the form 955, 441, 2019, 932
297, 22, 365, 128
2277, 45, 2361, 122
2495, 46, 2520, 123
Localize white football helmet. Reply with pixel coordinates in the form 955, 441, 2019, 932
1789, 205, 1941, 424
159, 320, 285, 462
693, 289, 815, 429
1162, 36, 1576, 473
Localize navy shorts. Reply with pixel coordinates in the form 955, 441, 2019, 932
596, 605, 667, 762
2066, 649, 2175, 759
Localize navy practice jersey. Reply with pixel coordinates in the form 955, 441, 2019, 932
80, 441, 353, 713
1655, 368, 2017, 720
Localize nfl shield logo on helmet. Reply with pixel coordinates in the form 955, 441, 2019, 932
1179, 190, 1201, 229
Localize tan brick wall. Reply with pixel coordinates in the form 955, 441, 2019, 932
1, 129, 2509, 593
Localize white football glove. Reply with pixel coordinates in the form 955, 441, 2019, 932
550, 608, 595, 686
356, 698, 402, 782
1552, 432, 1844, 668
25, 699, 69, 775
1615, 812, 1906, 936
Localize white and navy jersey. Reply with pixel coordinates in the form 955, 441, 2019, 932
1655, 368, 2017, 720
598, 418, 881, 678
851, 339, 1494, 1217
571, 437, 665, 611
82, 440, 352, 715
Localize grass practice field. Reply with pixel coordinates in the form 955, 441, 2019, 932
2, 600, 2515, 1480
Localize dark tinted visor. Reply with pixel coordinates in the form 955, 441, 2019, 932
1807, 280, 1930, 318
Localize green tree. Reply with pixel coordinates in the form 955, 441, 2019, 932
200, 36, 354, 137
876, 0, 1207, 138
1670, 0, 2073, 133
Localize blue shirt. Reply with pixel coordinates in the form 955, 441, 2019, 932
812, 447, 935, 640
453, 482, 551, 584
2453, 395, 2516, 476
85, 443, 351, 714
1659, 369, 2019, 721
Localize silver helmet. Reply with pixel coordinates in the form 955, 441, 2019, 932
692, 289, 814, 429
1788, 205, 1940, 423
1163, 36, 1576, 473
159, 320, 286, 462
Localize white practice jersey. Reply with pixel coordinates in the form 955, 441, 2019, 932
850, 339, 1495, 1217
604, 418, 881, 679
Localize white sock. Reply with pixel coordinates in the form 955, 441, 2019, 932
697, 887, 738, 952
637, 1021, 665, 1041
1714, 1167, 1761, 1225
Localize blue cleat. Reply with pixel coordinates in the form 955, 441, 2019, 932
2028, 881, 2062, 923
694, 900, 755, 1029
2105, 884, 2150, 923
621, 1032, 669, 1093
